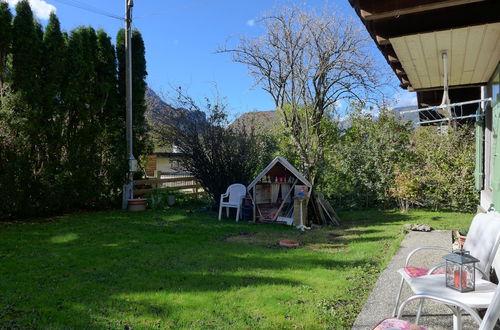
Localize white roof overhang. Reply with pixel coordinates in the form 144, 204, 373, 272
390, 22, 500, 90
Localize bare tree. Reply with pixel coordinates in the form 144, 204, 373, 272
218, 5, 387, 186
149, 88, 276, 206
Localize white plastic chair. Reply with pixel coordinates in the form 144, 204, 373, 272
392, 213, 500, 324
374, 279, 500, 330
218, 184, 246, 222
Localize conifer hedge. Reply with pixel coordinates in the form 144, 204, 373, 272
0, 0, 148, 219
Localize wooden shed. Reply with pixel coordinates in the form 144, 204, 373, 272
247, 157, 312, 225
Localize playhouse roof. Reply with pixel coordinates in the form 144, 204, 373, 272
247, 156, 313, 191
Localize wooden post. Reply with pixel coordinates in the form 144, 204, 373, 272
253, 187, 256, 223
155, 170, 162, 190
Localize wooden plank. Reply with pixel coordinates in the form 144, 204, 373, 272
134, 176, 196, 185
316, 192, 341, 226
471, 24, 497, 83
134, 189, 203, 197
405, 34, 430, 87
376, 35, 390, 45
361, 0, 486, 21
272, 179, 298, 221
133, 184, 202, 197
420, 32, 440, 87
450, 28, 468, 85
173, 184, 202, 190
388, 55, 399, 63
134, 188, 153, 196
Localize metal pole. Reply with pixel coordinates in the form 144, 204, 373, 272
124, 0, 136, 207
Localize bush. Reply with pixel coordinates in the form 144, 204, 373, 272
390, 166, 420, 212
322, 108, 414, 208
147, 187, 212, 210
316, 106, 478, 212
412, 126, 477, 211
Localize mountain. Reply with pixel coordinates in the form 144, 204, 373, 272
145, 87, 177, 121
230, 110, 279, 134
145, 87, 206, 127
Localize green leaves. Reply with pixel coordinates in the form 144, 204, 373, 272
0, 5, 149, 219
320, 107, 477, 212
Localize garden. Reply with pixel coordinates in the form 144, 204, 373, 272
0, 2, 482, 329
0, 208, 473, 329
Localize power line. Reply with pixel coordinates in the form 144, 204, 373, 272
51, 0, 123, 20
135, 0, 217, 19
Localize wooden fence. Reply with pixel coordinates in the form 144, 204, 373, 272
133, 171, 203, 197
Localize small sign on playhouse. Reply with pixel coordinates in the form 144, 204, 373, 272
443, 249, 479, 292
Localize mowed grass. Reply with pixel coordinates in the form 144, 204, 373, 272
0, 208, 473, 329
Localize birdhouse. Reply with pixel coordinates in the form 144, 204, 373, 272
443, 249, 479, 292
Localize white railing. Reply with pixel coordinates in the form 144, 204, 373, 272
399, 98, 492, 125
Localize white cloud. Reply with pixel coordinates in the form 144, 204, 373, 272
6, 0, 56, 20
246, 19, 255, 27
395, 91, 417, 108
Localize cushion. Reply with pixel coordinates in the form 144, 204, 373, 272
372, 318, 426, 330
404, 266, 444, 279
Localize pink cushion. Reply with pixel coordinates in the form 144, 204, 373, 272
372, 318, 426, 330
404, 266, 445, 278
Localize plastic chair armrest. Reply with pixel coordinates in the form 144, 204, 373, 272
405, 246, 451, 267
397, 294, 483, 326
427, 262, 446, 275
475, 266, 488, 279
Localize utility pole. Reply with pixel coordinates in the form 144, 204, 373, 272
123, 0, 137, 209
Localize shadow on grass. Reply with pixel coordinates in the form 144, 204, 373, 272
0, 208, 419, 328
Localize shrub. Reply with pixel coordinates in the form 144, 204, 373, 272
412, 126, 477, 211
322, 108, 414, 208
316, 106, 477, 212
390, 166, 421, 212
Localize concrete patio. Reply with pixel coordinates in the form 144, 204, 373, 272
353, 230, 478, 330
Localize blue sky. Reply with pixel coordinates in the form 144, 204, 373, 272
6, 0, 417, 116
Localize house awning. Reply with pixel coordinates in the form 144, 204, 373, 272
348, 0, 500, 91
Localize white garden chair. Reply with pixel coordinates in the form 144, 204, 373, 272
218, 184, 246, 222
392, 213, 500, 325
373, 277, 500, 330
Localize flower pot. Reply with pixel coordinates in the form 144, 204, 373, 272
128, 198, 147, 211
167, 195, 176, 206
279, 239, 299, 248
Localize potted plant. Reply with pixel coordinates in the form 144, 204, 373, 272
128, 198, 147, 211
167, 194, 176, 206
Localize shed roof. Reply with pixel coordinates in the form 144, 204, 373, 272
247, 156, 312, 191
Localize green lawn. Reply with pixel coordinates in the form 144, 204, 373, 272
0, 208, 473, 329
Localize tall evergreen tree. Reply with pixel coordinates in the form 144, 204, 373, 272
131, 30, 149, 156
43, 13, 66, 104
0, 1, 12, 95
11, 0, 41, 102
96, 29, 126, 196
63, 26, 102, 207
39, 12, 67, 208
8, 1, 44, 214
1, 3, 150, 218
116, 28, 150, 167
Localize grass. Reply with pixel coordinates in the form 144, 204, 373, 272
0, 208, 473, 329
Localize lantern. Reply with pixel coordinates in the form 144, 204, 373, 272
442, 249, 479, 292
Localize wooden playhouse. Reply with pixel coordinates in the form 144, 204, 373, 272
247, 157, 312, 225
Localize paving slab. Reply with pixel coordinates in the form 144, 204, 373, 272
352, 230, 478, 330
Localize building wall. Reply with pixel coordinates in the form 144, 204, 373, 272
482, 62, 500, 276
156, 157, 171, 173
